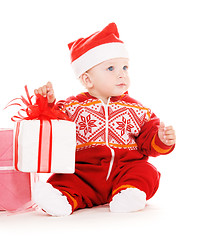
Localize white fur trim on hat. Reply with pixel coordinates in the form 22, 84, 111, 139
71, 42, 129, 78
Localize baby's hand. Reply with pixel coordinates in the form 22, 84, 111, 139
158, 122, 176, 146
34, 81, 55, 103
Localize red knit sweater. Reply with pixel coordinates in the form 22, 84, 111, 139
55, 91, 174, 179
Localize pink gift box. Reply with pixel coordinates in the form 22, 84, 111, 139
0, 129, 31, 211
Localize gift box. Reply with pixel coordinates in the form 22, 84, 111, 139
5, 86, 76, 173
0, 129, 31, 211
14, 119, 76, 173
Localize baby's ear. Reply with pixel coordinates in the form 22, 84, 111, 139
79, 73, 93, 89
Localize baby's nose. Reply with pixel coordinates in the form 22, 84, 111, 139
118, 70, 126, 78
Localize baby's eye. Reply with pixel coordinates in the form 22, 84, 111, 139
107, 66, 114, 71
123, 65, 128, 70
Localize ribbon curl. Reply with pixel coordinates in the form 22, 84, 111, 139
5, 85, 70, 121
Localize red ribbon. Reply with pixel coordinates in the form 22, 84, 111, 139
5, 85, 70, 122
8, 86, 71, 173
37, 119, 53, 172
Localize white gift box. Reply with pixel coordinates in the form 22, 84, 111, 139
14, 120, 76, 173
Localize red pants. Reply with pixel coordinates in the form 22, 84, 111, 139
47, 149, 160, 213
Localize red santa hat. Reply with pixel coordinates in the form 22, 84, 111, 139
68, 22, 129, 78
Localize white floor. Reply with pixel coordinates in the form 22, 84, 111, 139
0, 172, 219, 240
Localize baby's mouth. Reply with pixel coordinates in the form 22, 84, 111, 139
116, 83, 126, 87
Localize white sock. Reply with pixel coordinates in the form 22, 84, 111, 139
32, 182, 72, 217
109, 188, 147, 213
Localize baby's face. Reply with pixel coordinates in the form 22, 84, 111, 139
86, 58, 130, 100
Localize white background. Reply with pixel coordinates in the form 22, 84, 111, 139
0, 0, 220, 239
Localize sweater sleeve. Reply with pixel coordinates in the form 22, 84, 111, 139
55, 96, 81, 121
45, 95, 78, 120
136, 111, 175, 157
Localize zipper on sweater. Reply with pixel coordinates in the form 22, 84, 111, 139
100, 98, 115, 181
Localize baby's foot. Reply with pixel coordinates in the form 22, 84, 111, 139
109, 188, 147, 213
32, 182, 72, 216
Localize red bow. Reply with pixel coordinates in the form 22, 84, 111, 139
5, 85, 70, 121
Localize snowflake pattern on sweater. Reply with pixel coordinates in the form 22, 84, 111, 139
59, 92, 151, 151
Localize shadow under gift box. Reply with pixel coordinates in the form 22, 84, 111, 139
14, 119, 76, 173
0, 129, 31, 211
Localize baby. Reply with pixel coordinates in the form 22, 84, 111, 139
33, 23, 176, 216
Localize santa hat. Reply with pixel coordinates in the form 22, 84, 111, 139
68, 23, 129, 78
